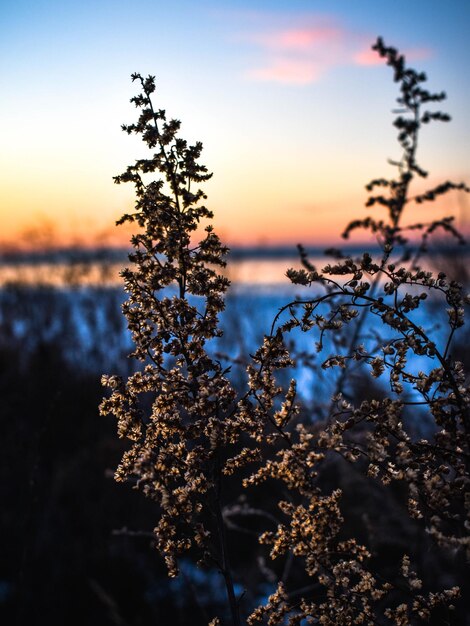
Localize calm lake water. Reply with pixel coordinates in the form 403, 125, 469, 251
0, 247, 466, 409
1, 246, 465, 289
0, 257, 309, 288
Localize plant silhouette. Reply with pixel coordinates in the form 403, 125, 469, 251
102, 39, 470, 625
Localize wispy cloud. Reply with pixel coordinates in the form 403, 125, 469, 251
352, 47, 384, 66
354, 45, 432, 67
239, 20, 346, 85
249, 26, 343, 52
247, 58, 323, 85
233, 16, 433, 85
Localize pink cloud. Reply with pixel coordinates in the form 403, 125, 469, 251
354, 45, 433, 66
243, 22, 347, 85
353, 48, 383, 66
251, 26, 343, 52
237, 16, 434, 85
246, 59, 322, 85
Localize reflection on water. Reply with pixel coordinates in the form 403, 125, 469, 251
0, 258, 310, 288
0, 247, 468, 288
224, 258, 305, 286
0, 261, 122, 287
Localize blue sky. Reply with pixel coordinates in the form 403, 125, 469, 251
1, 0, 469, 247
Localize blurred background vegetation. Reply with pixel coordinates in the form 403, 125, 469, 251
1, 242, 469, 625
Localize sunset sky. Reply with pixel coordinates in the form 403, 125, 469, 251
1, 0, 469, 249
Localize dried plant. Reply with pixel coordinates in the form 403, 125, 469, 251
99, 73, 243, 624
101, 39, 470, 625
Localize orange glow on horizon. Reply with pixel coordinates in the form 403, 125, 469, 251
1, 189, 467, 253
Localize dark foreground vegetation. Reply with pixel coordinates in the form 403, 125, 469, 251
2, 39, 470, 625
